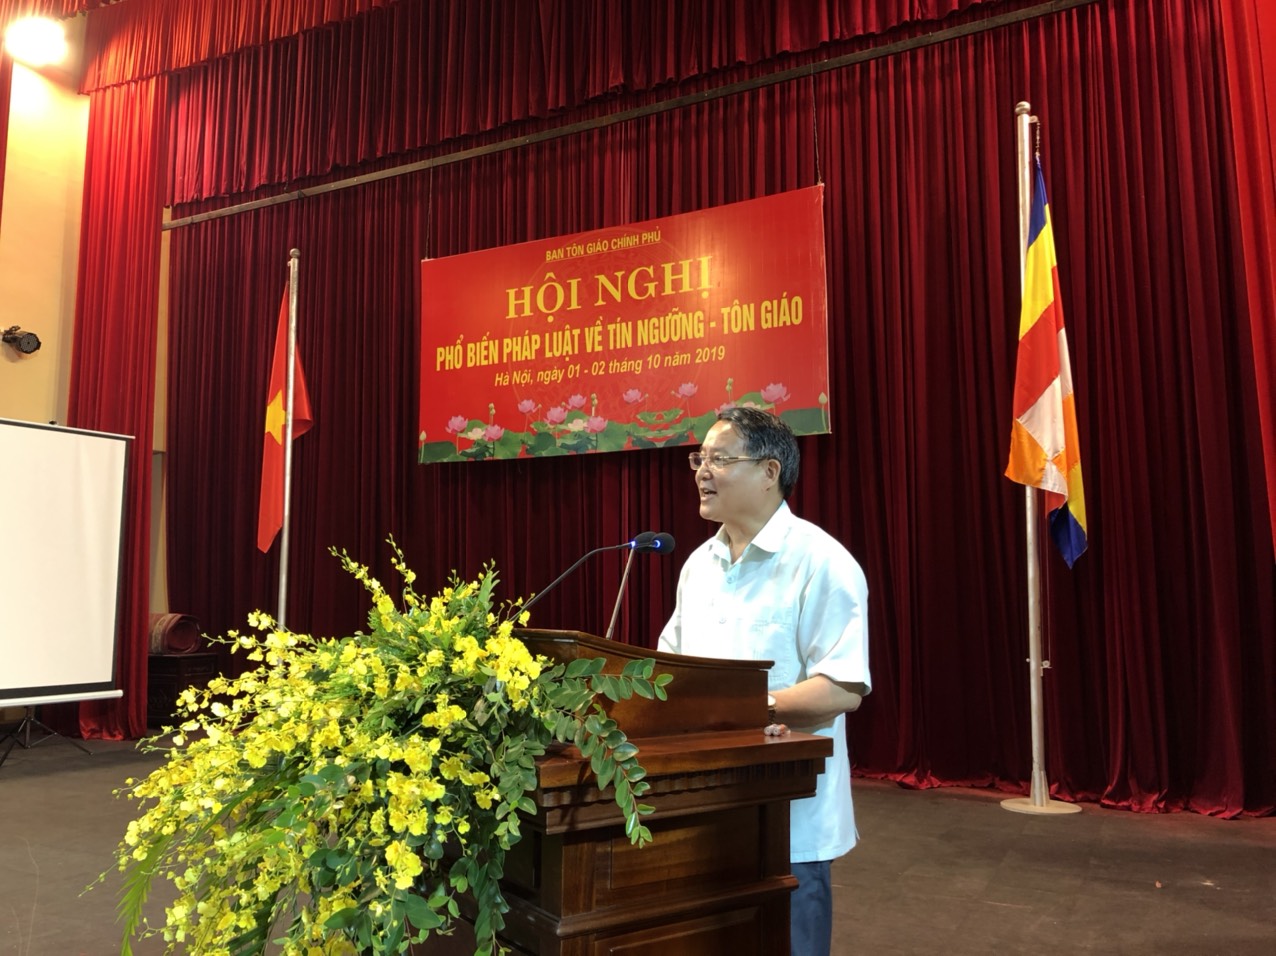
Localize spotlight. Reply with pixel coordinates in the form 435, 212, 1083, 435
3, 17, 67, 68
2, 326, 41, 354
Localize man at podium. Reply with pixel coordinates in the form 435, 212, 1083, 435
659, 406, 872, 956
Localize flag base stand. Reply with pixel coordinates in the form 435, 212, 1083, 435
1001, 796, 1082, 815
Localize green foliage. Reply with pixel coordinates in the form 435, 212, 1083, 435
110, 540, 668, 955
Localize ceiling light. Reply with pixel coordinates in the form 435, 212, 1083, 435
4, 16, 67, 68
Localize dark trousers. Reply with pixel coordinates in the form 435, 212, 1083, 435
790, 860, 832, 956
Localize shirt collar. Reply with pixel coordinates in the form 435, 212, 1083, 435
708, 500, 793, 561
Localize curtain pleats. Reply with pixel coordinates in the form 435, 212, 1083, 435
1216, 0, 1276, 557
80, 0, 1006, 94
64, 76, 167, 740
0, 0, 100, 23
0, 53, 11, 213
64, 0, 1275, 814
134, 0, 1029, 204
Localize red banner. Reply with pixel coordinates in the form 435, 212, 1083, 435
419, 186, 829, 462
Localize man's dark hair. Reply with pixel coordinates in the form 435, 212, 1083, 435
716, 406, 800, 497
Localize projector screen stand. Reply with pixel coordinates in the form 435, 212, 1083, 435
0, 705, 92, 769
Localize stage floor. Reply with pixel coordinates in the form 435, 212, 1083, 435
1, 736, 1272, 955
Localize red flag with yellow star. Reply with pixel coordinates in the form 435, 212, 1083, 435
257, 291, 312, 552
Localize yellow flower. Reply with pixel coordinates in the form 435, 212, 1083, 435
438, 755, 465, 780
384, 840, 423, 889
115, 551, 663, 956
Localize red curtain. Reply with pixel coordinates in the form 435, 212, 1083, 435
71, 0, 1274, 813
63, 76, 167, 739
135, 0, 1023, 203
0, 53, 11, 214
0, 0, 102, 23
79, 0, 1007, 94
1217, 0, 1276, 555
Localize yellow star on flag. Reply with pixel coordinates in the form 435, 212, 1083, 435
264, 390, 286, 444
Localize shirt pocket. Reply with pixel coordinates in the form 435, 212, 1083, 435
737, 610, 799, 678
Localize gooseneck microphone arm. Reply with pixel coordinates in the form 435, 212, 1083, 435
604, 532, 675, 641
521, 533, 660, 616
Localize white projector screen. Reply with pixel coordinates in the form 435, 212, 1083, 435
0, 419, 130, 707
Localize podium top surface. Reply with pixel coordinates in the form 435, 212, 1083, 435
517, 628, 775, 738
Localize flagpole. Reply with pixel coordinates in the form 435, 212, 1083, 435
277, 248, 301, 627
1002, 104, 1080, 816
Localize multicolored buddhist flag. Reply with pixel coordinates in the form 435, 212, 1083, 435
257, 290, 312, 552
1006, 159, 1088, 567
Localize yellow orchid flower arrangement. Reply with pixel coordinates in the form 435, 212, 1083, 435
113, 540, 670, 956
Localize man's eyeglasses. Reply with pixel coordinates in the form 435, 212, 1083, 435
688, 452, 767, 471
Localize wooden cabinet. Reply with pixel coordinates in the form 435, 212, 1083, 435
147, 652, 220, 726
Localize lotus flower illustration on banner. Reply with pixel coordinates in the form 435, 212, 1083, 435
419, 187, 832, 463
423, 378, 828, 462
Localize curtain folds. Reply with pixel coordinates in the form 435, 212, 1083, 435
151, 0, 1276, 816
0, 0, 100, 23
65, 76, 167, 740
81, 0, 1010, 95
1217, 0, 1276, 556
0, 53, 11, 213
139, 0, 1042, 205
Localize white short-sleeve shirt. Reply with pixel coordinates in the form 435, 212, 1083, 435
658, 501, 871, 862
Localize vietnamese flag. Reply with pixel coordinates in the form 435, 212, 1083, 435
257, 291, 312, 552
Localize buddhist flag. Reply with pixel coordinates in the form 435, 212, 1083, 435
257, 291, 312, 552
1006, 160, 1088, 567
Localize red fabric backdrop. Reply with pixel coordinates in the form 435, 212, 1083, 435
60, 0, 1275, 815
1217, 0, 1276, 555
0, 53, 11, 212
64, 76, 167, 738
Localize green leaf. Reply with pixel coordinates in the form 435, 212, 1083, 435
596, 757, 616, 790
324, 906, 362, 929
564, 657, 604, 678
384, 903, 406, 951
117, 829, 173, 950
590, 750, 610, 779
403, 892, 445, 931
779, 404, 833, 436
419, 440, 461, 463
621, 658, 654, 678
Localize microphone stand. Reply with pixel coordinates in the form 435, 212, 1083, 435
603, 548, 637, 641
521, 541, 631, 615
522, 533, 669, 633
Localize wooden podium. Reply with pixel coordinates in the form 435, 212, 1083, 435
424, 629, 832, 956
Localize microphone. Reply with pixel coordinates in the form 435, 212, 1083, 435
630, 531, 674, 555
604, 531, 675, 641
521, 532, 673, 616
